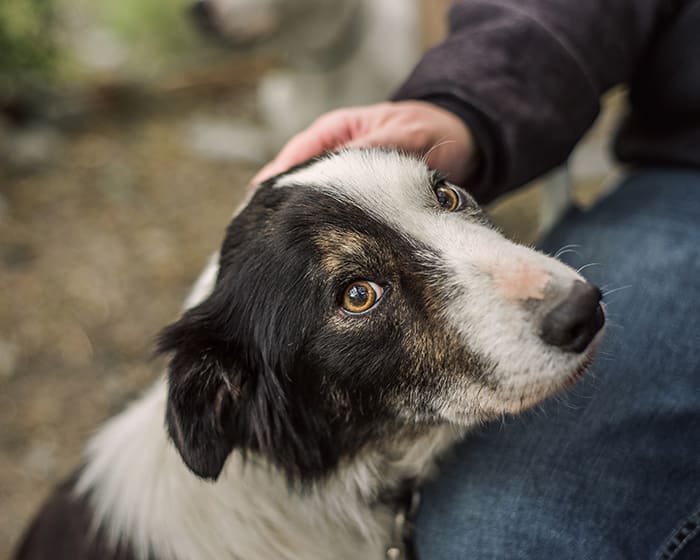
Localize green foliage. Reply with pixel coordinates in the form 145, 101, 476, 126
0, 0, 219, 98
0, 0, 56, 94
102, 0, 208, 67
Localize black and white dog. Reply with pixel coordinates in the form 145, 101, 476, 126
17, 149, 604, 560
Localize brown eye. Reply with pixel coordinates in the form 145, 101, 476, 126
341, 281, 384, 315
436, 185, 462, 211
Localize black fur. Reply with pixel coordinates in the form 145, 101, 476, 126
159, 183, 488, 484
15, 474, 139, 560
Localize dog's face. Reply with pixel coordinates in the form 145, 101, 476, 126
159, 150, 604, 482
190, 0, 353, 49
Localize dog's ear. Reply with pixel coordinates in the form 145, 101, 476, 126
158, 270, 337, 483
157, 301, 243, 481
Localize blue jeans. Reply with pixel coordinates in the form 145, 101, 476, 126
416, 169, 700, 559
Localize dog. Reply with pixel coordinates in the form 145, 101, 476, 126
190, 0, 420, 156
16, 149, 605, 560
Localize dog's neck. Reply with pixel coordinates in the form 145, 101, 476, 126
75, 378, 463, 560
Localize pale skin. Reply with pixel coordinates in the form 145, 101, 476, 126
251, 101, 478, 185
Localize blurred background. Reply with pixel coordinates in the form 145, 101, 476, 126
0, 0, 622, 555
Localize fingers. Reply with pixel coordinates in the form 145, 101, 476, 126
249, 101, 477, 187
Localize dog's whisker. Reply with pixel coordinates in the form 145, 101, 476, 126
554, 244, 581, 259
576, 262, 601, 274
553, 248, 581, 260
601, 285, 633, 298
422, 138, 457, 164
559, 396, 583, 410
595, 357, 616, 363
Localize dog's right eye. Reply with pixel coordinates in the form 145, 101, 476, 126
341, 281, 384, 315
435, 184, 462, 212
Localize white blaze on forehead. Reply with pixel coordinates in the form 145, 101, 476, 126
274, 149, 495, 254
275, 150, 435, 215
276, 149, 588, 401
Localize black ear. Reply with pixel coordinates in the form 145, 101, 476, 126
158, 280, 340, 483
158, 305, 241, 481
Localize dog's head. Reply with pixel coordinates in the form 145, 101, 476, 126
190, 0, 358, 51
158, 149, 604, 482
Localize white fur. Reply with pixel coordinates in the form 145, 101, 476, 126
76, 380, 462, 560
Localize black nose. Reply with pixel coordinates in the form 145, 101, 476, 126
540, 281, 604, 353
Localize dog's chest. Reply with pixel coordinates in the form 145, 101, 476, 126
198, 472, 395, 560
71, 381, 445, 560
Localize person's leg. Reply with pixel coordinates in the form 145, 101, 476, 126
416, 168, 700, 560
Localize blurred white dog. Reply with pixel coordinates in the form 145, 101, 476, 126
189, 0, 573, 234
191, 0, 420, 156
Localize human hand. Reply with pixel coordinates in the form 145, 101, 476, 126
250, 101, 478, 185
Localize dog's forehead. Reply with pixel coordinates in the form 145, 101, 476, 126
274, 150, 435, 217
272, 149, 500, 263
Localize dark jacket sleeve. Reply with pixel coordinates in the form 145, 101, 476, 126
393, 0, 680, 202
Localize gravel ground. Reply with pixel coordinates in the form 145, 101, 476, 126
0, 86, 256, 556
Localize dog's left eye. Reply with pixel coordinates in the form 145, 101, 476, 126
341, 281, 384, 315
435, 184, 462, 212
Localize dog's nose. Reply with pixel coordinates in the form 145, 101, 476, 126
540, 280, 604, 353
